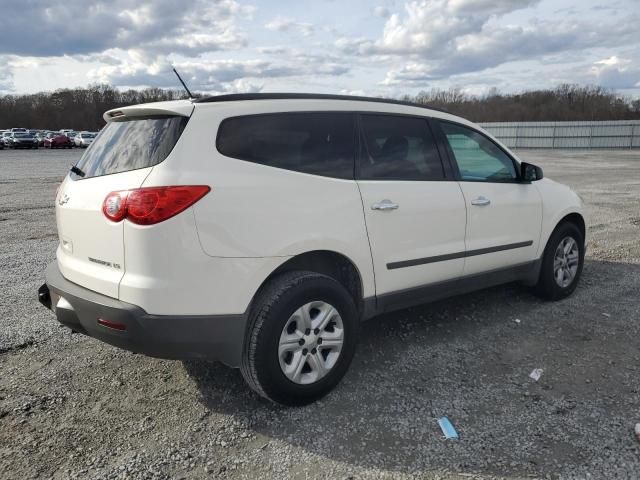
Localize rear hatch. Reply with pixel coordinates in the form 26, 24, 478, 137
55, 101, 192, 298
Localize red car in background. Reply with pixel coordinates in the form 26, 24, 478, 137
43, 133, 73, 149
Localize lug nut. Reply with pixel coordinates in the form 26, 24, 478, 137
302, 348, 308, 355
317, 338, 322, 345
305, 328, 311, 335
314, 328, 320, 335
298, 339, 305, 346
311, 348, 317, 355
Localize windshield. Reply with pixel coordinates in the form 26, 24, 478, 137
72, 115, 188, 179
14, 133, 30, 138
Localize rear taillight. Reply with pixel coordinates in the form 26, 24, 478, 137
102, 186, 210, 225
102, 191, 128, 222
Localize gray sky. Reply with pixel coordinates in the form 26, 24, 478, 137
1, 0, 638, 97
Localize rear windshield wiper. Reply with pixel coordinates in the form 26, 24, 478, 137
70, 165, 85, 177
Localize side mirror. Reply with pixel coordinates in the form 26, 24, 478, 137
521, 162, 543, 182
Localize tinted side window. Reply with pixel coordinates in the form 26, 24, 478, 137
440, 122, 517, 182
359, 115, 444, 181
217, 113, 355, 179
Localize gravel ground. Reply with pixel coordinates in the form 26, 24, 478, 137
1, 148, 639, 480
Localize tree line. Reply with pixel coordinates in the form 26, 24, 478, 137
0, 83, 638, 130
0, 85, 187, 131
403, 84, 640, 122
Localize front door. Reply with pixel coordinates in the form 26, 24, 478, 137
437, 120, 542, 276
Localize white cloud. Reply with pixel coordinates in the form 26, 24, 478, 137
88, 51, 350, 92
0, 57, 14, 92
590, 56, 640, 90
0, 0, 252, 57
265, 16, 314, 37
335, 0, 640, 88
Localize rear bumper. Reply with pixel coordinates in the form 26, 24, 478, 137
39, 262, 247, 367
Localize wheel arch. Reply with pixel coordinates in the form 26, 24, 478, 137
560, 212, 586, 243
539, 210, 586, 261
251, 250, 366, 318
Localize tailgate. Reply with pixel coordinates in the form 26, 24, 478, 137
55, 169, 151, 298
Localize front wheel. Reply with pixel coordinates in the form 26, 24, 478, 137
535, 222, 584, 300
241, 271, 359, 406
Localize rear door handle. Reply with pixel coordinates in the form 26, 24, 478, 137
471, 196, 491, 206
371, 199, 399, 211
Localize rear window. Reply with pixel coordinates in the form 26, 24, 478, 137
216, 112, 355, 179
72, 116, 188, 179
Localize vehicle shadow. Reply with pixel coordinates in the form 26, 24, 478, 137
183, 259, 640, 477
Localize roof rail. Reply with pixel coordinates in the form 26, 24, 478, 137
193, 92, 448, 113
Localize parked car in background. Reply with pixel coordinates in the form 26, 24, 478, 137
74, 132, 96, 148
10, 128, 28, 133
9, 132, 39, 149
44, 132, 73, 149
1, 131, 12, 147
35, 132, 46, 146
65, 131, 78, 146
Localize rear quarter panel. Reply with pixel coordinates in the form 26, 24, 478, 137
140, 101, 376, 299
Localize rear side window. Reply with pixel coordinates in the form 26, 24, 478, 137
72, 116, 188, 179
216, 113, 355, 179
359, 114, 445, 181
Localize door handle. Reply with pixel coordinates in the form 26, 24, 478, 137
371, 199, 399, 211
471, 196, 491, 206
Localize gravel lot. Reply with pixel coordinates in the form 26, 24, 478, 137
1, 148, 639, 479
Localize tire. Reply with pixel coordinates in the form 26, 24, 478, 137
535, 222, 584, 300
241, 271, 359, 406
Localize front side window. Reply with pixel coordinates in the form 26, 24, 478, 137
217, 112, 355, 179
359, 114, 445, 181
440, 121, 517, 182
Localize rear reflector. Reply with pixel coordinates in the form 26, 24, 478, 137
97, 318, 127, 331
102, 186, 210, 225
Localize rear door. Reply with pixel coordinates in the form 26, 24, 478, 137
356, 114, 467, 300
436, 120, 542, 276
55, 113, 190, 298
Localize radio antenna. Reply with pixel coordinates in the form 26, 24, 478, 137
172, 67, 194, 99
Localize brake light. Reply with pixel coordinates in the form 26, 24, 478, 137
102, 186, 210, 225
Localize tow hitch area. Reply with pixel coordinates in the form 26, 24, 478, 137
38, 283, 51, 310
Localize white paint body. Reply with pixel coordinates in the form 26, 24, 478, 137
54, 98, 586, 316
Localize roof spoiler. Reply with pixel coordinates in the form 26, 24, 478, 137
103, 101, 194, 123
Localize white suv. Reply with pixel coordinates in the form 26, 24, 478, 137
39, 94, 586, 405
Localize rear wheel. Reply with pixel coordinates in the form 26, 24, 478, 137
535, 222, 584, 300
241, 271, 359, 406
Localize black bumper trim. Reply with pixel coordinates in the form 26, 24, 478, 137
40, 262, 247, 367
